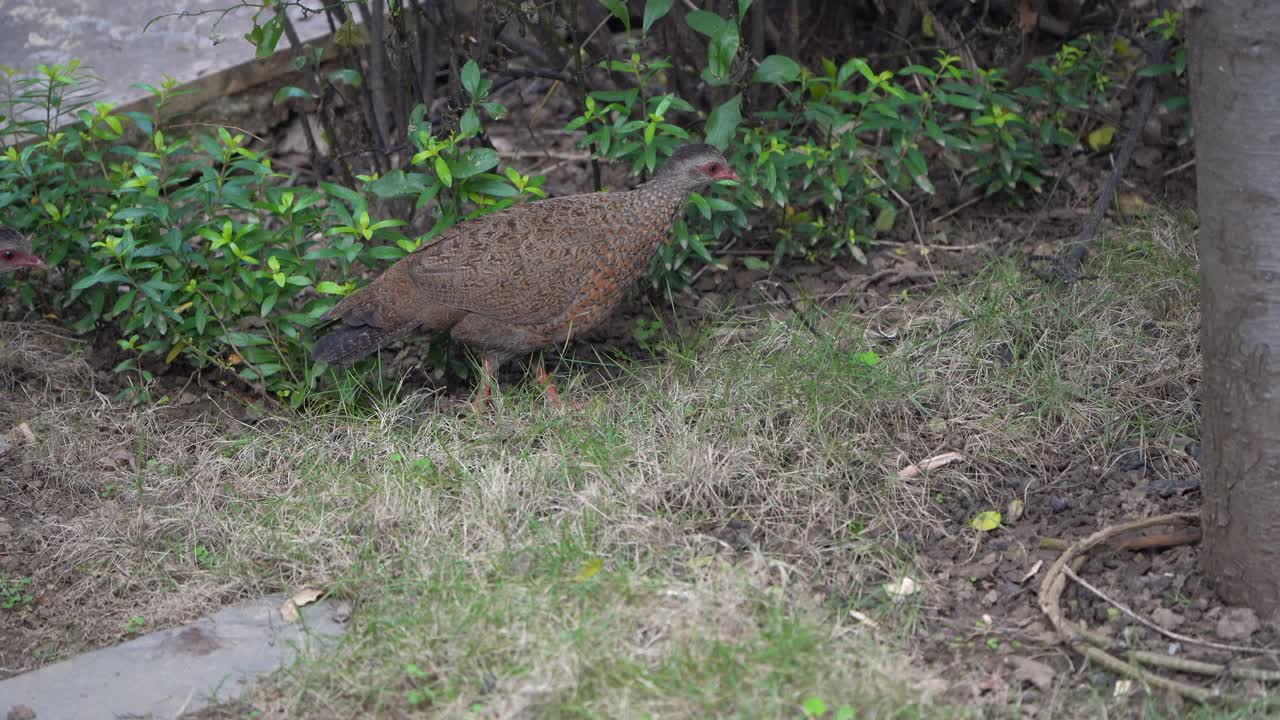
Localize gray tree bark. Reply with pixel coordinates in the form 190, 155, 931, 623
1191, 0, 1280, 617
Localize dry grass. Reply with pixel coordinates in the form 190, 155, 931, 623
1, 211, 1227, 718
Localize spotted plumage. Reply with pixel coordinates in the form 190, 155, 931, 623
312, 143, 738, 407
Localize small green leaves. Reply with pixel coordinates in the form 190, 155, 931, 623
434, 156, 452, 187
327, 69, 362, 87
273, 86, 314, 105
461, 59, 481, 99
704, 94, 742, 150
753, 55, 801, 85
642, 0, 674, 34
597, 0, 630, 33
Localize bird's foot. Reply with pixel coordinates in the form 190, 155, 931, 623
534, 362, 585, 414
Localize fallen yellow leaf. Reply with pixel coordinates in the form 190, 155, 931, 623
573, 558, 604, 582
970, 510, 1002, 532
1087, 125, 1117, 151
280, 587, 323, 623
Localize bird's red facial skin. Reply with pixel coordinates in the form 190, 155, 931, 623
1, 250, 48, 270
701, 162, 740, 182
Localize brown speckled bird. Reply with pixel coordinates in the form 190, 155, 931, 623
0, 226, 47, 273
312, 143, 738, 408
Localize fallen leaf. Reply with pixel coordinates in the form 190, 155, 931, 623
883, 576, 918, 599
574, 557, 604, 582
1113, 679, 1133, 697
280, 587, 323, 623
1117, 193, 1153, 217
898, 451, 965, 479
970, 510, 1002, 532
16, 423, 35, 444
849, 608, 880, 628
1006, 498, 1025, 523
1087, 125, 1117, 151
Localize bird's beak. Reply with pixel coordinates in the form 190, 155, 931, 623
16, 253, 48, 270
714, 167, 740, 182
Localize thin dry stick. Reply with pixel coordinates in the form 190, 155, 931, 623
1056, 29, 1172, 277
1063, 566, 1271, 656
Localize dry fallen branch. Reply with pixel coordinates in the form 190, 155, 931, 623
1038, 512, 1279, 705
1040, 27, 1174, 282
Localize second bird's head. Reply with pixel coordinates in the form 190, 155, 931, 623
653, 143, 740, 193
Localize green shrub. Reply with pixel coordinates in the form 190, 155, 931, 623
566, 0, 1128, 289
0, 61, 539, 405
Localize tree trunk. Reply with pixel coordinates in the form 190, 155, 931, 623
1191, 0, 1280, 617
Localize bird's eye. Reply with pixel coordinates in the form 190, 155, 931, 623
1, 250, 13, 261
706, 163, 721, 174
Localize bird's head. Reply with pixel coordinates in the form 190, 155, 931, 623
652, 143, 740, 193
0, 226, 48, 273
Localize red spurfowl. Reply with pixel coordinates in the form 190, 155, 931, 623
0, 226, 47, 273
312, 143, 738, 409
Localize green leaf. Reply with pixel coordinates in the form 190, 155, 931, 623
461, 59, 481, 98
452, 148, 499, 179
367, 170, 429, 199
434, 156, 453, 187
642, 0, 674, 34
597, 0, 630, 32
802, 697, 827, 718
742, 256, 770, 271
873, 206, 897, 233
752, 55, 801, 85
326, 69, 362, 87
704, 94, 742, 150
273, 86, 314, 105
737, 0, 753, 22
251, 13, 285, 58
316, 281, 347, 295
685, 10, 726, 37
460, 108, 480, 137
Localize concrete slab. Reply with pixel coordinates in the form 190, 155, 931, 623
0, 594, 349, 719
0, 0, 332, 122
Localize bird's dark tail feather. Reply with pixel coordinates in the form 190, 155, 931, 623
312, 322, 420, 366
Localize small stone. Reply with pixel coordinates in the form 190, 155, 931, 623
1133, 146, 1162, 169
1008, 655, 1056, 691
1151, 608, 1184, 630
1216, 607, 1260, 641
1048, 496, 1070, 513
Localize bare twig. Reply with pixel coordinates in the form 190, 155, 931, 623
1036, 512, 1273, 705
1063, 566, 1270, 656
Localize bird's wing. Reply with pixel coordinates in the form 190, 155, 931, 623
404, 193, 624, 325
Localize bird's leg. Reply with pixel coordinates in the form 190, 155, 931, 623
533, 357, 566, 412
471, 354, 499, 413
